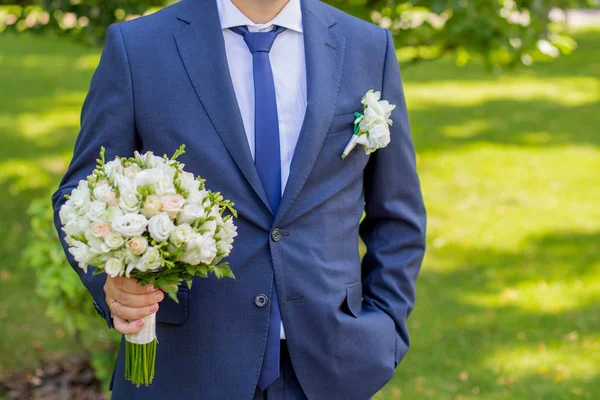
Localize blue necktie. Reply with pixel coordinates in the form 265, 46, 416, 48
230, 25, 285, 392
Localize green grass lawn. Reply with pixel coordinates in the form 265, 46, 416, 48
1, 28, 599, 399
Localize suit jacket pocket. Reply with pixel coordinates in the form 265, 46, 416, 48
156, 286, 189, 325
328, 112, 357, 137
343, 281, 363, 318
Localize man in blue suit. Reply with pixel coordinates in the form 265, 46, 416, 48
51, 0, 426, 398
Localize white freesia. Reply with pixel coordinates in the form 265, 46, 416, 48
148, 212, 174, 242
68, 241, 92, 271
200, 220, 217, 236
179, 233, 217, 265
63, 217, 90, 236
105, 258, 124, 278
70, 182, 91, 213
178, 172, 200, 194
112, 214, 148, 236
104, 159, 123, 181
59, 202, 76, 225
177, 203, 205, 224
169, 223, 194, 247
187, 189, 209, 205
342, 90, 396, 158
119, 190, 141, 213
355, 123, 391, 154
114, 173, 135, 192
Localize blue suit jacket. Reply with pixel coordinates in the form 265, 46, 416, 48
51, 0, 426, 398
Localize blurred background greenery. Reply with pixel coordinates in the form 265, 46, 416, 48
0, 0, 599, 399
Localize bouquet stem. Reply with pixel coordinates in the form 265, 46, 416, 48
124, 313, 157, 387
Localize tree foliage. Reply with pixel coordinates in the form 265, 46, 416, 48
1, 0, 598, 67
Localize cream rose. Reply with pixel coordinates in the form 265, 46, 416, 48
90, 221, 111, 238
103, 231, 125, 251
141, 194, 162, 218
138, 246, 162, 271
161, 194, 185, 219
126, 236, 148, 256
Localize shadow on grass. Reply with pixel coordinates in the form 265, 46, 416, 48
380, 230, 600, 399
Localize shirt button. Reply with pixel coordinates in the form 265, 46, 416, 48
271, 228, 282, 242
255, 294, 269, 308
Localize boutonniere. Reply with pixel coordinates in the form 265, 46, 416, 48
341, 90, 396, 159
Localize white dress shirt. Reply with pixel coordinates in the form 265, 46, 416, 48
216, 0, 307, 339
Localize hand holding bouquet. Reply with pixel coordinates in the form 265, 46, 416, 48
58, 145, 238, 386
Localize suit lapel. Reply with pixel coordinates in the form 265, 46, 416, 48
274, 0, 346, 225
174, 0, 272, 214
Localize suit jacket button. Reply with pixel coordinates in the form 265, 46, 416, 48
255, 294, 269, 308
271, 228, 282, 242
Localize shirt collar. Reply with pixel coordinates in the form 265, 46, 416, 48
216, 0, 303, 33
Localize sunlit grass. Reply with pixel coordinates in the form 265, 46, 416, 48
0, 28, 599, 399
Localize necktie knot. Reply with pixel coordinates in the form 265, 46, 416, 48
230, 25, 286, 54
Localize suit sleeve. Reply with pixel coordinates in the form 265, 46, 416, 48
359, 29, 427, 367
50, 23, 140, 329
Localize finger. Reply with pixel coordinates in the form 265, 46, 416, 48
112, 276, 157, 295
111, 301, 159, 321
111, 289, 164, 308
113, 315, 145, 335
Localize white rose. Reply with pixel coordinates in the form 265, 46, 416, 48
140, 194, 162, 218
356, 123, 390, 154
161, 194, 185, 219
105, 258, 124, 278
86, 201, 106, 221
138, 246, 162, 271
126, 236, 148, 256
90, 221, 111, 238
180, 233, 217, 266
177, 203, 205, 224
148, 212, 175, 242
111, 214, 148, 236
169, 223, 194, 247
103, 231, 125, 251
93, 180, 111, 202
119, 190, 140, 213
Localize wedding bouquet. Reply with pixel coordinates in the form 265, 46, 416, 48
58, 145, 238, 386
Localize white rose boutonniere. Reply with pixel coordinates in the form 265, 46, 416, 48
341, 89, 396, 159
